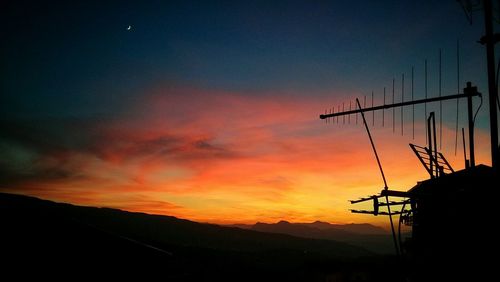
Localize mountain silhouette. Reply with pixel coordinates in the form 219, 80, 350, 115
0, 192, 407, 281
230, 220, 394, 254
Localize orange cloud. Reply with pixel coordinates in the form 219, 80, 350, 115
0, 85, 491, 228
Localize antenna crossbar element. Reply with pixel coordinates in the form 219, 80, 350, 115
410, 143, 454, 178
350, 210, 410, 216
349, 192, 410, 216
319, 92, 480, 119
380, 189, 409, 198
321, 83, 481, 171
378, 200, 411, 207
349, 195, 381, 204
350, 190, 409, 203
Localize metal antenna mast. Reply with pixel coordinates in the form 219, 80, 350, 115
481, 0, 499, 168
461, 0, 499, 167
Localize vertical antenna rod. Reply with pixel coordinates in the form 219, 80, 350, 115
425, 59, 428, 143
439, 49, 443, 149
392, 78, 395, 133
465, 82, 476, 167
482, 0, 499, 168
462, 127, 469, 168
349, 101, 351, 124
412, 66, 415, 139
356, 102, 358, 125
401, 73, 404, 136
433, 112, 438, 176
343, 102, 345, 124
428, 113, 434, 177
337, 105, 340, 124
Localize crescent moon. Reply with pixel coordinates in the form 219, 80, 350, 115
127, 25, 132, 31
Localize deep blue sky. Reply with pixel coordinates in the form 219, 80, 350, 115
1, 1, 491, 118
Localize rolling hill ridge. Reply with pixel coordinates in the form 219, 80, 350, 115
0, 192, 404, 281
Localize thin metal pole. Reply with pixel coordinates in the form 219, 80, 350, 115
337, 105, 339, 124
433, 113, 438, 176
428, 113, 434, 177
337, 105, 340, 124
401, 73, 404, 136
425, 59, 428, 144
462, 127, 468, 168
466, 82, 475, 167
343, 102, 345, 124
483, 0, 499, 168
355, 98, 399, 256
392, 78, 395, 133
356, 98, 388, 188
439, 49, 442, 149
356, 102, 358, 125
412, 66, 415, 139
349, 101, 351, 124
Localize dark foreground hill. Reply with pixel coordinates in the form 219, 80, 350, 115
0, 193, 403, 281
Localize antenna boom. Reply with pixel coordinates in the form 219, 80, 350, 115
320, 92, 480, 119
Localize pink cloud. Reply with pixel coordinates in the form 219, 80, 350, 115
1, 84, 492, 227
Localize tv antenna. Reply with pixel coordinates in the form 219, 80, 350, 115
320, 83, 482, 255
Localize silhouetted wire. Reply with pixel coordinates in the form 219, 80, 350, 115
473, 95, 483, 124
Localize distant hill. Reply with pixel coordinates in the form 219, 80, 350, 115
233, 220, 387, 234
228, 220, 395, 254
305, 221, 387, 235
0, 192, 405, 281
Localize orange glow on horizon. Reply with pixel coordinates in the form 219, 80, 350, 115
1, 86, 492, 228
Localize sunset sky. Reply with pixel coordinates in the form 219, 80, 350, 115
0, 1, 496, 227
